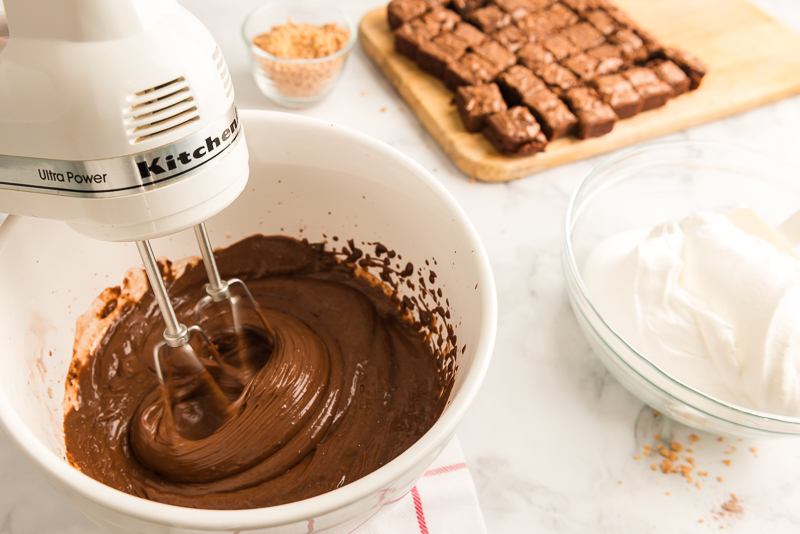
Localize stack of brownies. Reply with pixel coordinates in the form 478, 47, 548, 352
388, 0, 707, 156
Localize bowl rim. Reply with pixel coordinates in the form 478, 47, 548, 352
563, 138, 800, 430
242, 0, 357, 66
0, 110, 498, 529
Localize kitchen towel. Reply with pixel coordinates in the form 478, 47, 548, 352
361, 435, 488, 534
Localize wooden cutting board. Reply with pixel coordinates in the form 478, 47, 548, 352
358, 0, 800, 181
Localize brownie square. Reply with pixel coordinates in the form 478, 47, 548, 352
483, 106, 548, 156
523, 89, 578, 139
603, 5, 638, 30
623, 67, 673, 110
560, 0, 604, 14
542, 33, 578, 61
388, 0, 428, 30
491, 24, 529, 53
648, 59, 690, 96
587, 43, 625, 74
634, 27, 662, 58
451, 0, 487, 15
564, 86, 617, 138
583, 9, 617, 36
562, 21, 605, 51
496, 65, 548, 105
516, 12, 557, 41
493, 0, 535, 20
609, 29, 647, 63
423, 7, 462, 33
592, 73, 643, 118
472, 39, 518, 69
537, 62, 579, 96
661, 47, 707, 90
466, 5, 513, 32
445, 52, 501, 90
396, 21, 433, 59
452, 22, 488, 46
544, 3, 579, 30
563, 53, 600, 81
516, 42, 555, 71
417, 32, 470, 78
456, 83, 508, 132
528, 0, 558, 11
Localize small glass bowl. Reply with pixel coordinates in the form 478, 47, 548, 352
242, 0, 356, 109
562, 140, 800, 438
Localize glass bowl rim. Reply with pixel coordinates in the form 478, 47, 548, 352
563, 138, 800, 429
242, 0, 357, 65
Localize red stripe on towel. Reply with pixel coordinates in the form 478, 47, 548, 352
424, 462, 468, 477
411, 486, 429, 534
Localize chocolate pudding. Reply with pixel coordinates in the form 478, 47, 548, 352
64, 235, 456, 509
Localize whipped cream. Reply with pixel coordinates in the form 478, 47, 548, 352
583, 212, 800, 416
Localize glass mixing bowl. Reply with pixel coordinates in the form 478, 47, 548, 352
563, 140, 800, 438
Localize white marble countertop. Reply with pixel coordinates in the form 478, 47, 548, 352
4, 0, 800, 532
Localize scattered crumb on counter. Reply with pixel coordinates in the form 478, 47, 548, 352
721, 494, 743, 514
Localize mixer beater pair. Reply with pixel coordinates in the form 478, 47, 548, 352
136, 223, 271, 387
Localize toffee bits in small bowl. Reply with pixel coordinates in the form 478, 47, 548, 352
243, 0, 355, 108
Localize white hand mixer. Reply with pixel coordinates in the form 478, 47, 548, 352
0, 0, 270, 385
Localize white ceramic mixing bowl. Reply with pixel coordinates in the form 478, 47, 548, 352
0, 110, 497, 533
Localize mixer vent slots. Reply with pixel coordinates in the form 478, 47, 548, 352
213, 47, 234, 99
124, 77, 200, 144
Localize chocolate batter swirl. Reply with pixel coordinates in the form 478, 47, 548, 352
65, 236, 452, 509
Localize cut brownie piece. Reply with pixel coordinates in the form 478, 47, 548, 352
472, 39, 518, 69
661, 47, 707, 90
648, 59, 690, 96
491, 24, 529, 53
542, 33, 578, 61
388, 0, 428, 30
528, 0, 558, 11
609, 29, 647, 63
516, 12, 557, 41
451, 0, 487, 15
523, 89, 578, 139
623, 67, 673, 110
537, 62, 579, 96
423, 7, 462, 33
562, 21, 605, 51
587, 43, 624, 74
466, 5, 512, 32
564, 86, 617, 138
496, 64, 548, 105
560, 0, 605, 14
516, 42, 555, 71
445, 52, 501, 90
563, 53, 600, 81
483, 106, 548, 156
583, 9, 617, 36
544, 3, 580, 29
456, 83, 508, 132
634, 27, 662, 58
452, 21, 488, 46
603, 5, 639, 30
417, 32, 470, 78
395, 18, 440, 59
592, 73, 643, 118
493, 0, 535, 20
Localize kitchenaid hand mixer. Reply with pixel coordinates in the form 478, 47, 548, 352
0, 0, 270, 385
